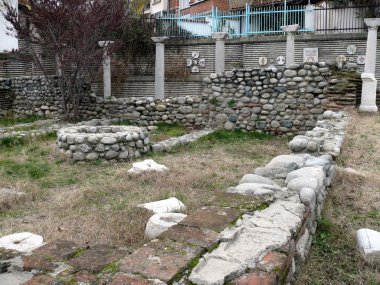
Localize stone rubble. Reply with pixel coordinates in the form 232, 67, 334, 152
138, 197, 186, 214
356, 228, 380, 266
151, 129, 214, 152
128, 159, 169, 174
145, 213, 187, 239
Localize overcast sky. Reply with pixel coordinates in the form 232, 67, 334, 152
0, 0, 18, 52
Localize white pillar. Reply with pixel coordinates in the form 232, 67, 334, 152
280, 24, 299, 67
212, 32, 228, 73
152, 37, 168, 100
98, 40, 114, 98
359, 18, 380, 113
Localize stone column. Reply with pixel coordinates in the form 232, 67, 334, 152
280, 24, 299, 67
152, 37, 168, 100
98, 40, 114, 98
212, 32, 228, 73
359, 18, 380, 113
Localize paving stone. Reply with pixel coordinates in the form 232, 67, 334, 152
231, 272, 277, 285
179, 207, 240, 232
74, 270, 97, 282
120, 239, 202, 282
159, 224, 218, 249
109, 273, 151, 285
22, 255, 57, 272
68, 244, 129, 273
257, 251, 287, 272
0, 247, 21, 260
21, 274, 55, 285
32, 240, 83, 261
189, 201, 304, 285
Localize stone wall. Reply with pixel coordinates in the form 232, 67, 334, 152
203, 63, 331, 135
1, 63, 337, 135
0, 76, 62, 117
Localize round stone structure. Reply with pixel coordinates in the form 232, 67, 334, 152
57, 125, 150, 161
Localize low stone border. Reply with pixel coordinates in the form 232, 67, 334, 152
151, 129, 214, 152
0, 119, 60, 140
57, 125, 150, 161
0, 110, 347, 285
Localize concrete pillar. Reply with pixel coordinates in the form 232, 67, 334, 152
280, 24, 299, 67
359, 18, 380, 113
98, 40, 114, 98
212, 32, 228, 73
152, 37, 168, 100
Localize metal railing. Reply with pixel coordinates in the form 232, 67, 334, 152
154, 4, 372, 38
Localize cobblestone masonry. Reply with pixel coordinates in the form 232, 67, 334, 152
0, 111, 348, 284
57, 125, 150, 161
1, 63, 339, 135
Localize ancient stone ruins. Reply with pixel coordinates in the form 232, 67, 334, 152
0, 110, 351, 284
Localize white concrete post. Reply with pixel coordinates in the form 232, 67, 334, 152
280, 24, 299, 67
152, 37, 168, 100
359, 18, 380, 113
98, 40, 114, 98
212, 32, 228, 73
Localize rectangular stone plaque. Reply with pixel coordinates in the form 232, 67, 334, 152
303, 48, 318, 63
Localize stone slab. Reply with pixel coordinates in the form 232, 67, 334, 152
109, 273, 151, 285
120, 239, 202, 282
159, 224, 218, 249
21, 275, 54, 285
68, 244, 129, 273
179, 207, 240, 232
22, 255, 57, 272
231, 272, 277, 285
32, 240, 83, 261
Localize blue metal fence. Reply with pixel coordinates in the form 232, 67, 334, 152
155, 4, 316, 38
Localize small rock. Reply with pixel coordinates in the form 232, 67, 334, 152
0, 232, 43, 253
356, 228, 380, 266
128, 159, 168, 174
138, 197, 186, 214
145, 213, 187, 239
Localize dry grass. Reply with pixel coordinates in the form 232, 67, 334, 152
296, 111, 380, 285
0, 129, 288, 249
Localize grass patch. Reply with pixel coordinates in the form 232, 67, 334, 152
199, 129, 273, 144
149, 123, 188, 142
0, 160, 51, 179
0, 115, 45, 127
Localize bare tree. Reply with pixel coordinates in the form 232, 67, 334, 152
329, 0, 380, 18
2, 0, 126, 120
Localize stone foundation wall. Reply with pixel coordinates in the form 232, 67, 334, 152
203, 63, 331, 134
1, 64, 340, 135
0, 76, 62, 117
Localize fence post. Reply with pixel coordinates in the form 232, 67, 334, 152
245, 3, 250, 37
211, 6, 214, 33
